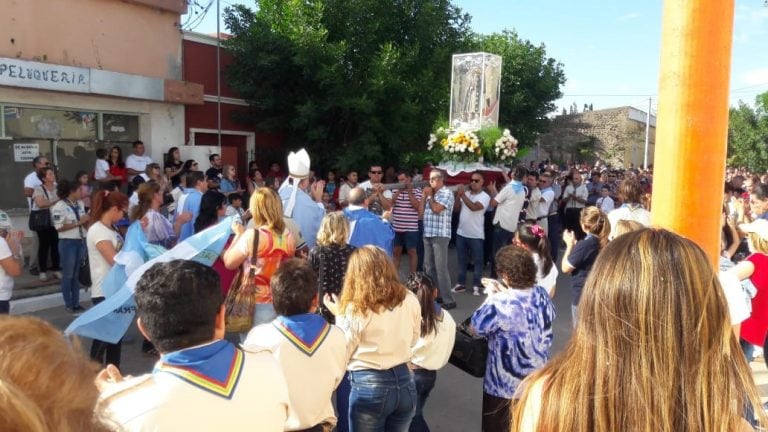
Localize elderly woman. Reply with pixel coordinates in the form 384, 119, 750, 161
471, 245, 555, 432
220, 164, 245, 197
514, 229, 765, 431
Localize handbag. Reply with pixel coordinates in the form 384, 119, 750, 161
449, 315, 488, 378
223, 227, 260, 333
79, 250, 92, 287
28, 187, 53, 231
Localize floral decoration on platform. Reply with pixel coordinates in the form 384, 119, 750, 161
427, 125, 519, 165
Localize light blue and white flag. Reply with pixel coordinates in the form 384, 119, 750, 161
66, 217, 233, 344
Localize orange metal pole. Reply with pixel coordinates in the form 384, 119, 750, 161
651, 0, 735, 266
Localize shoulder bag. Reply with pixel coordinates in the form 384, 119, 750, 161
224, 227, 260, 333
29, 187, 53, 231
448, 315, 488, 378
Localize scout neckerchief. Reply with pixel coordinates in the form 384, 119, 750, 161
273, 313, 331, 357
65, 199, 85, 239
155, 340, 244, 400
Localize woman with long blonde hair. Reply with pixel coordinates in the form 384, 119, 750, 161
324, 246, 421, 432
224, 187, 295, 326
308, 212, 355, 323
514, 228, 766, 432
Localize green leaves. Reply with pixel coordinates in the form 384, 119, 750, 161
728, 92, 768, 172
222, 1, 564, 172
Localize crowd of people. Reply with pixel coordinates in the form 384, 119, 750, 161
2, 143, 768, 431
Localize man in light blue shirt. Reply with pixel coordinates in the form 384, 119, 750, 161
178, 171, 208, 241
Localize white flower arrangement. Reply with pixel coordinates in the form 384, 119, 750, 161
493, 129, 518, 161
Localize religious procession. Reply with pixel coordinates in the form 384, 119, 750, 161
1, 1, 768, 431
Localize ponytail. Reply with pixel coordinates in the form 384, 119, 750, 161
406, 272, 438, 337
580, 206, 611, 249
516, 222, 554, 275
89, 190, 129, 227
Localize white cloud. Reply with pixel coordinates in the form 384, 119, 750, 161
742, 68, 768, 86
617, 12, 642, 22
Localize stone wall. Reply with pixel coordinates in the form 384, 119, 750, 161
538, 106, 656, 168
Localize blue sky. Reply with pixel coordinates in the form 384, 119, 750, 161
185, 0, 768, 114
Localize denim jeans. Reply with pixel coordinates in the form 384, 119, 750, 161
423, 236, 453, 304
409, 369, 436, 432
491, 226, 514, 278
416, 221, 425, 272
456, 235, 484, 288
58, 238, 85, 309
348, 364, 416, 432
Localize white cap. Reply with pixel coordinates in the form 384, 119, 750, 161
741, 219, 768, 239
287, 149, 310, 179
0, 210, 11, 230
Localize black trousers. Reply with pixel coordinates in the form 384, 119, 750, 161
482, 392, 514, 432
36, 227, 59, 272
563, 207, 586, 240
89, 297, 123, 368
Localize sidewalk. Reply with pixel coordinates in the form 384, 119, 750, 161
12, 270, 66, 300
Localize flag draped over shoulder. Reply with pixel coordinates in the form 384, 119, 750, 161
65, 217, 233, 344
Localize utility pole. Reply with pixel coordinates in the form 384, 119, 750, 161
643, 97, 651, 169
216, 0, 222, 152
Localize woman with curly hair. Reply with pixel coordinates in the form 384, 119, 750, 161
514, 228, 765, 432
324, 245, 421, 432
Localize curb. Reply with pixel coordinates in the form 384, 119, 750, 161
11, 289, 89, 315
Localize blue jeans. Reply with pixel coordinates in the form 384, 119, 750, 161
491, 225, 514, 278
409, 369, 436, 432
416, 221, 425, 272
456, 235, 484, 288
349, 364, 416, 432
58, 238, 84, 309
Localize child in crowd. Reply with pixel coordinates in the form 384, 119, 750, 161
243, 259, 347, 431
562, 206, 610, 325
472, 245, 555, 432
76, 170, 93, 212
309, 212, 356, 323
225, 193, 247, 225
515, 222, 558, 297
406, 272, 456, 432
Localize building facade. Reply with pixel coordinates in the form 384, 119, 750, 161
0, 0, 202, 219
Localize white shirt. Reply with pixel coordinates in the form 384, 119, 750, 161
94, 159, 110, 181
608, 204, 651, 239
87, 221, 122, 298
338, 182, 356, 205
718, 271, 751, 325
101, 346, 290, 432
24, 171, 42, 209
125, 154, 153, 181
52, 199, 86, 240
533, 252, 558, 296
596, 196, 615, 213
457, 190, 490, 239
30, 185, 55, 211
492, 182, 525, 232
538, 188, 555, 218
0, 237, 14, 301
563, 183, 588, 209
525, 187, 542, 220
243, 321, 347, 430
410, 309, 456, 370
359, 180, 393, 199
338, 291, 421, 371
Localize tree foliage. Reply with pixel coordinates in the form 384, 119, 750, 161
728, 92, 768, 172
223, 0, 564, 171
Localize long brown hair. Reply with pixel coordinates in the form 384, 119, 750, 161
130, 181, 161, 222
406, 272, 438, 337
89, 190, 128, 227
339, 246, 406, 316
580, 206, 610, 249
0, 316, 112, 432
512, 228, 766, 431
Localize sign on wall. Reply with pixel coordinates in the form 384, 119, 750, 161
13, 143, 39, 162
0, 58, 90, 94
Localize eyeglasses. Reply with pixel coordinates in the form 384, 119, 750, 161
429, 177, 441, 181
370, 171, 382, 174
471, 179, 482, 183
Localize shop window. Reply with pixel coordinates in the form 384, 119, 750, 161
103, 114, 139, 142
5, 107, 97, 140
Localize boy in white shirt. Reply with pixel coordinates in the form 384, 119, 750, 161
243, 259, 347, 431
596, 186, 615, 213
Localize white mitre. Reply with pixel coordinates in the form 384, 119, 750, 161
282, 148, 311, 216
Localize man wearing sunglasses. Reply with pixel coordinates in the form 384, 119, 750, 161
359, 165, 392, 217
421, 169, 456, 310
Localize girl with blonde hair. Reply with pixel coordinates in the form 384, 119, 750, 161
308, 212, 356, 323
324, 245, 421, 432
562, 206, 610, 325
224, 187, 295, 326
514, 228, 766, 432
0, 316, 113, 432
731, 219, 768, 363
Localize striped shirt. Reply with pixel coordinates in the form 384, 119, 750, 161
392, 188, 422, 232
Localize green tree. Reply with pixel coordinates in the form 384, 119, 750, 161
728, 91, 768, 171
223, 1, 565, 171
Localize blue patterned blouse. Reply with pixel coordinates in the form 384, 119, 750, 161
471, 285, 555, 399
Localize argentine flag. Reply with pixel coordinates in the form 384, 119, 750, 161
65, 217, 233, 344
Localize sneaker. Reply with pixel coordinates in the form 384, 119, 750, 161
442, 302, 457, 310
39, 272, 48, 282
473, 286, 482, 296
67, 307, 82, 316
53, 271, 63, 280
29, 267, 40, 276
451, 284, 466, 293
73, 305, 86, 312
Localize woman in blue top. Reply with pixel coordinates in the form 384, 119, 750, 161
471, 245, 555, 432
562, 206, 610, 326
